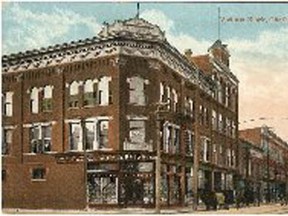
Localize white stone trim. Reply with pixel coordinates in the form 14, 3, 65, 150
126, 115, 148, 120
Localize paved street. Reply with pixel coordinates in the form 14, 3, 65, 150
4, 203, 288, 214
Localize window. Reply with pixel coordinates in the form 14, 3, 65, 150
85, 121, 95, 150
217, 80, 223, 104
201, 137, 210, 162
160, 82, 164, 102
30, 87, 39, 113
3, 92, 13, 116
163, 125, 172, 153
70, 119, 110, 151
98, 76, 112, 106
32, 168, 46, 180
188, 98, 194, 117
171, 88, 178, 112
2, 169, 7, 182
87, 174, 117, 204
163, 123, 180, 154
212, 110, 217, 130
69, 122, 82, 151
218, 114, 223, 132
124, 120, 152, 151
98, 120, 109, 149
42, 85, 53, 112
2, 129, 12, 155
127, 76, 147, 106
69, 81, 80, 108
84, 79, 97, 106
30, 124, 52, 153
129, 120, 145, 143
185, 131, 194, 156
227, 148, 231, 167
173, 128, 180, 154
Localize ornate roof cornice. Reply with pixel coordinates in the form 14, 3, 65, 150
2, 17, 214, 95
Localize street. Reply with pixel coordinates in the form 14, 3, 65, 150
3, 203, 288, 214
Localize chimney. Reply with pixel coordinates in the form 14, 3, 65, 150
184, 49, 193, 58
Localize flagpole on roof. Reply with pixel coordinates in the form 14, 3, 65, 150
136, 2, 140, 19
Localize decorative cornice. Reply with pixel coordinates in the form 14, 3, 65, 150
2, 18, 218, 96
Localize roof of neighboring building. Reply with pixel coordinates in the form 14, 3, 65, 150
190, 54, 212, 75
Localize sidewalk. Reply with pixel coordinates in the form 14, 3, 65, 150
3, 203, 288, 214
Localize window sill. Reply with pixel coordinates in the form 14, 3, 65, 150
68, 107, 79, 110
31, 179, 46, 182
24, 152, 57, 155
42, 110, 53, 113
83, 105, 96, 108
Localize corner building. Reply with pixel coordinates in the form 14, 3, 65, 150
2, 17, 239, 209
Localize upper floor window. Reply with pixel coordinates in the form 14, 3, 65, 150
212, 110, 217, 130
30, 124, 52, 153
160, 82, 164, 102
163, 123, 180, 154
201, 137, 211, 162
127, 76, 148, 106
83, 79, 97, 106
171, 88, 178, 112
42, 85, 53, 112
2, 129, 13, 155
30, 87, 39, 114
185, 130, 194, 156
218, 114, 223, 132
69, 81, 80, 108
98, 76, 112, 106
3, 92, 13, 117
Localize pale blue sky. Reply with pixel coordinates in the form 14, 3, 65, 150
2, 2, 288, 54
1, 2, 288, 141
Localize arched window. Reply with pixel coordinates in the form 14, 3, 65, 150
42, 85, 53, 111
83, 79, 97, 106
69, 81, 80, 108
30, 87, 39, 113
3, 92, 13, 116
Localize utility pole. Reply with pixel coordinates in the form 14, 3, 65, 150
266, 127, 271, 203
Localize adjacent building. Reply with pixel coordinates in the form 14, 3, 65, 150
240, 126, 288, 203
2, 16, 239, 210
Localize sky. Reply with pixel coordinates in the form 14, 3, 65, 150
1, 1, 288, 142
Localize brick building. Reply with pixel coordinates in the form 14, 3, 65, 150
240, 126, 288, 202
2, 16, 239, 210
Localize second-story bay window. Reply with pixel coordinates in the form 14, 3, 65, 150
42, 85, 53, 112
3, 92, 13, 117
163, 122, 180, 154
69, 118, 110, 151
30, 124, 52, 153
